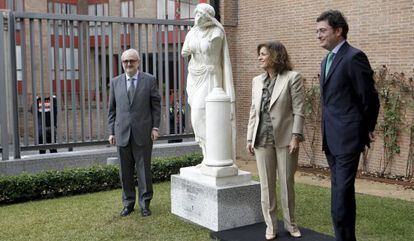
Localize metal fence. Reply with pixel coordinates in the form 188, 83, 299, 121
0, 11, 194, 160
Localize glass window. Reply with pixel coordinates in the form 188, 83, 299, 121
88, 3, 109, 16
121, 0, 134, 18
180, 0, 198, 20
48, 2, 77, 14
13, 0, 24, 11
48, 1, 78, 35
157, 0, 198, 20
157, 0, 165, 19
120, 0, 134, 34
0, 0, 25, 10
88, 3, 109, 35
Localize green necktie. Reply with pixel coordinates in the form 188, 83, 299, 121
325, 52, 335, 77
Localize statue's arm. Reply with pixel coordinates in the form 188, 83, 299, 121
206, 27, 224, 54
182, 32, 193, 57
208, 35, 223, 54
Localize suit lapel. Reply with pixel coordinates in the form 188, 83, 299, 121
254, 73, 266, 113
119, 74, 128, 101
325, 54, 343, 82
136, 72, 142, 89
130, 72, 142, 105
323, 42, 348, 86
321, 57, 327, 82
126, 72, 144, 106
269, 72, 289, 109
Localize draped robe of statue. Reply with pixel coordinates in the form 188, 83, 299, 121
182, 4, 236, 163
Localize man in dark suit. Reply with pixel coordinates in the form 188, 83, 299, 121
108, 48, 161, 217
316, 10, 380, 241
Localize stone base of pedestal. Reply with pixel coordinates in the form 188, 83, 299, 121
200, 164, 238, 178
171, 167, 263, 231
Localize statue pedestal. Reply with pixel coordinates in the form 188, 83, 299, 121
171, 89, 263, 231
171, 166, 263, 231
201, 87, 236, 177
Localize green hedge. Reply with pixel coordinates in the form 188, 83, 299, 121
0, 153, 202, 204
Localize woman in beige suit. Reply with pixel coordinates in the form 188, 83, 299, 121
246, 41, 304, 240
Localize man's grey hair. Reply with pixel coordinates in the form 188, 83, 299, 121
121, 48, 140, 60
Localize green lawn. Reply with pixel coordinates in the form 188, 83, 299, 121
0, 181, 413, 241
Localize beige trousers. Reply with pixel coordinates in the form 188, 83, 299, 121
255, 145, 299, 236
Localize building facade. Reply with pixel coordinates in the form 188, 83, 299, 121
0, 0, 208, 156
221, 0, 413, 176
1, 0, 413, 176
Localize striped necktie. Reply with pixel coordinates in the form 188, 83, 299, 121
325, 52, 335, 77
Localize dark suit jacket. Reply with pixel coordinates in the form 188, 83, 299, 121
108, 72, 161, 147
320, 42, 380, 155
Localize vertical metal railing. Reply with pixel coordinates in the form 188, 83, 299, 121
19, 18, 29, 146
0, 13, 9, 160
52, 19, 60, 144
79, 21, 85, 142
0, 12, 193, 160
46, 19, 55, 145
8, 11, 21, 159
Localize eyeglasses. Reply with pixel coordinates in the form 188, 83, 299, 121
122, 59, 138, 64
316, 27, 332, 35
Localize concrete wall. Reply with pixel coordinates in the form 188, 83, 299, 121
0, 142, 201, 176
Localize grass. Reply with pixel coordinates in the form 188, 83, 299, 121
0, 181, 413, 241
0, 182, 209, 241
294, 184, 414, 241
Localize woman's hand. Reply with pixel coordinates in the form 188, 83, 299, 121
246, 143, 255, 156
288, 136, 300, 154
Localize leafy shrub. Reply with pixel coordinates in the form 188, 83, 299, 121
0, 153, 202, 204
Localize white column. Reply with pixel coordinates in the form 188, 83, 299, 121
201, 87, 237, 177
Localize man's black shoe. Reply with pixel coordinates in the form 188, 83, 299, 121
120, 207, 134, 217
141, 208, 151, 217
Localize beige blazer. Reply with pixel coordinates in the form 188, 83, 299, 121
247, 71, 305, 147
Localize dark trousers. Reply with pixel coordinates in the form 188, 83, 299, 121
38, 128, 57, 154
117, 135, 153, 210
325, 148, 360, 241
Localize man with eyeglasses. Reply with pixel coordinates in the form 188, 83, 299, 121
108, 48, 161, 217
316, 10, 379, 241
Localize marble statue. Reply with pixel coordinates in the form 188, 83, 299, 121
171, 5, 262, 228
182, 3, 236, 163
